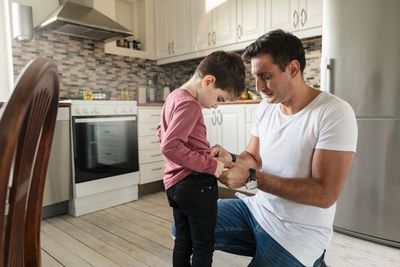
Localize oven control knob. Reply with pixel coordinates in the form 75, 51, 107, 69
114, 108, 119, 114
83, 108, 89, 114
94, 108, 99, 114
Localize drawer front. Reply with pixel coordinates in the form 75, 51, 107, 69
139, 148, 163, 164
245, 104, 258, 123
140, 161, 164, 184
139, 135, 160, 150
138, 121, 158, 137
139, 108, 161, 122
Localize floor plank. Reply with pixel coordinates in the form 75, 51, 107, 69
40, 191, 400, 267
41, 220, 118, 267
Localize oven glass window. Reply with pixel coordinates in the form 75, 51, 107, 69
73, 116, 139, 183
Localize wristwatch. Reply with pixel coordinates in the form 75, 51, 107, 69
245, 168, 258, 190
230, 153, 237, 163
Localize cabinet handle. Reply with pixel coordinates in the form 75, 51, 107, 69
168, 42, 171, 55
150, 114, 160, 117
237, 25, 242, 39
152, 167, 163, 171
151, 154, 161, 157
150, 141, 159, 144
300, 8, 307, 26
212, 31, 216, 45
208, 32, 212, 46
293, 10, 299, 28
217, 110, 222, 125
172, 41, 175, 54
211, 110, 216, 126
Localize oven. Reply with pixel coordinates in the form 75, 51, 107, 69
69, 100, 139, 217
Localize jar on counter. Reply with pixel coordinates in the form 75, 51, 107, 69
147, 80, 155, 102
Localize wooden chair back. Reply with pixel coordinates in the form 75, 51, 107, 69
0, 58, 59, 267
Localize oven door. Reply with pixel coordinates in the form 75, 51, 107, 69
72, 115, 139, 183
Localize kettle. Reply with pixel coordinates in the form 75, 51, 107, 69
162, 86, 170, 101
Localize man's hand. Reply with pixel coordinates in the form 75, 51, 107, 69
213, 159, 225, 178
219, 162, 249, 189
211, 144, 232, 163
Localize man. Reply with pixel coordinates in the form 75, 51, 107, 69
212, 30, 358, 266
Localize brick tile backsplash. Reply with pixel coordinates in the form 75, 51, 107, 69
12, 30, 321, 100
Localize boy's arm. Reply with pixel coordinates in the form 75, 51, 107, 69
160, 101, 217, 175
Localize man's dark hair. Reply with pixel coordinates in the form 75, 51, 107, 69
195, 51, 246, 98
243, 29, 306, 73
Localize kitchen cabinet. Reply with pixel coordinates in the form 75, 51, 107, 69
236, 0, 268, 42
154, 0, 191, 58
191, 0, 237, 51
203, 105, 245, 155
102, 0, 156, 60
206, 104, 259, 195
270, 0, 322, 38
245, 104, 258, 143
138, 107, 164, 184
42, 107, 71, 218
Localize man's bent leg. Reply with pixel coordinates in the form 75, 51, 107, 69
214, 199, 256, 257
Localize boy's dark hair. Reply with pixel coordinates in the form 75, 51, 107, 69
243, 29, 306, 73
195, 51, 246, 98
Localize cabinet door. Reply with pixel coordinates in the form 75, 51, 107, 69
203, 109, 219, 147
299, 0, 322, 30
217, 105, 245, 154
155, 0, 172, 58
171, 0, 191, 55
270, 0, 296, 32
191, 0, 212, 51
212, 0, 237, 47
237, 0, 266, 42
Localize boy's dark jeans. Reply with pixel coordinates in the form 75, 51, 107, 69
166, 172, 218, 267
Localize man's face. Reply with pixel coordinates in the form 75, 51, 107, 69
251, 54, 292, 104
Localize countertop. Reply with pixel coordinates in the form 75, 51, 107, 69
1, 99, 261, 109
138, 99, 261, 107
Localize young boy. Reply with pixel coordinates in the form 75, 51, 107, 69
156, 51, 246, 267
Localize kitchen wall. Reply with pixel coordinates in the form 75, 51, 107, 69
11, 29, 321, 100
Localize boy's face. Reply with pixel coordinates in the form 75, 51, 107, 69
198, 75, 234, 109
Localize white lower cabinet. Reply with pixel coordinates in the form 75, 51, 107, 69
203, 105, 246, 154
138, 107, 165, 184
203, 103, 260, 194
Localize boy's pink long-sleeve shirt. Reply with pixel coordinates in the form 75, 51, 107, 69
156, 89, 217, 190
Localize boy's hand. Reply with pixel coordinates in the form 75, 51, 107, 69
211, 144, 231, 163
213, 159, 225, 178
218, 162, 248, 189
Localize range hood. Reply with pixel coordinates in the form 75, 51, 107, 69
35, 1, 133, 41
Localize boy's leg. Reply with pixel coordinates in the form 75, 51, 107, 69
173, 173, 218, 267
167, 188, 192, 267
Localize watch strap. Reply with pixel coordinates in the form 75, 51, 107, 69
230, 153, 237, 163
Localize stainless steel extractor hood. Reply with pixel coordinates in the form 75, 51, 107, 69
35, 1, 133, 41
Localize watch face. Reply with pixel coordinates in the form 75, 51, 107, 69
245, 180, 257, 190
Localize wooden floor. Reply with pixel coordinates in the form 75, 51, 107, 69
41, 192, 400, 267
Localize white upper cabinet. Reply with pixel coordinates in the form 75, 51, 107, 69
237, 0, 267, 42
103, 0, 156, 60
191, 0, 236, 51
155, 0, 191, 59
270, 0, 322, 37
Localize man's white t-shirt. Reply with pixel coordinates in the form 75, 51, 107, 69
241, 91, 358, 266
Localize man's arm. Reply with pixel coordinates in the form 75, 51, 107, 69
220, 148, 355, 209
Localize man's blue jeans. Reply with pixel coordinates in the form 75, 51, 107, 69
172, 198, 325, 267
